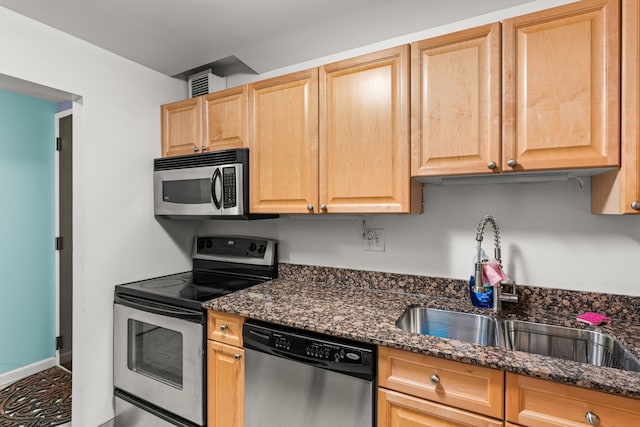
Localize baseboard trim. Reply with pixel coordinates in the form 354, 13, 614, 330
0, 357, 57, 387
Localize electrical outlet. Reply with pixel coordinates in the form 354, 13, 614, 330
362, 229, 385, 251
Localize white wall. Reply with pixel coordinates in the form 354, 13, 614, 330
200, 179, 640, 296
0, 7, 197, 426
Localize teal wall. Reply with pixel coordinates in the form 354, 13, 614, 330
0, 89, 56, 374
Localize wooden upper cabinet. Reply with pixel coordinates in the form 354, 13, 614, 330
411, 23, 502, 177
161, 97, 203, 157
248, 69, 319, 214
202, 85, 249, 152
320, 45, 420, 213
593, 0, 640, 214
161, 86, 248, 157
502, 0, 620, 172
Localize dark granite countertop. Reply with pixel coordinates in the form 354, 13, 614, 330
203, 264, 640, 400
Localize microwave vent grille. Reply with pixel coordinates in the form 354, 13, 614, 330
154, 148, 248, 170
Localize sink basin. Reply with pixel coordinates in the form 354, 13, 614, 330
395, 308, 640, 371
396, 307, 500, 347
503, 320, 640, 371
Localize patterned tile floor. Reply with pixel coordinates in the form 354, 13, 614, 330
0, 366, 71, 427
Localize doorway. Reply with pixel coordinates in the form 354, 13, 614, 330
57, 111, 73, 372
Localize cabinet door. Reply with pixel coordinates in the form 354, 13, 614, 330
412, 23, 501, 177
207, 311, 244, 347
249, 69, 319, 213
378, 347, 504, 419
203, 85, 249, 152
502, 0, 620, 171
207, 341, 244, 427
592, 0, 640, 214
378, 389, 503, 427
320, 45, 419, 214
161, 97, 202, 157
506, 373, 640, 426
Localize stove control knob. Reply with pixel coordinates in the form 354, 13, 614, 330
197, 239, 205, 250
258, 244, 266, 254
205, 239, 212, 249
249, 242, 257, 252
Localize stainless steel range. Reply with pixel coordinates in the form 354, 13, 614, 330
113, 235, 277, 427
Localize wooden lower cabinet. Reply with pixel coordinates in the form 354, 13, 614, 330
207, 311, 245, 427
207, 340, 244, 427
378, 388, 504, 427
378, 346, 505, 427
378, 346, 504, 419
506, 373, 640, 427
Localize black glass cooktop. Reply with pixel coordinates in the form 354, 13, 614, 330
115, 236, 278, 311
114, 271, 263, 311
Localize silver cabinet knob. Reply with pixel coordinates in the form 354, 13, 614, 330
487, 161, 497, 170
430, 374, 440, 385
193, 146, 200, 152
507, 158, 517, 167
585, 411, 600, 426
631, 201, 640, 211
234, 353, 242, 360
320, 204, 327, 211
220, 324, 228, 331
307, 204, 314, 212
201, 145, 207, 152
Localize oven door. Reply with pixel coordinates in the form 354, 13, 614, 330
113, 297, 204, 426
153, 165, 220, 217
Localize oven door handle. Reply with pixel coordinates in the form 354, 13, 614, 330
114, 294, 203, 322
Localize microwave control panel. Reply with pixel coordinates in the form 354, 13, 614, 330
222, 166, 236, 208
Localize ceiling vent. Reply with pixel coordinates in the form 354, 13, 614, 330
188, 69, 226, 98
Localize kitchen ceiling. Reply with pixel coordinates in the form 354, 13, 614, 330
0, 0, 533, 78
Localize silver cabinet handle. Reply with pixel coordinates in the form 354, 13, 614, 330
507, 158, 517, 167
220, 324, 228, 331
631, 201, 640, 211
307, 204, 314, 211
234, 353, 242, 360
585, 411, 600, 426
320, 204, 327, 211
430, 374, 440, 385
193, 146, 200, 152
201, 145, 207, 152
487, 161, 497, 170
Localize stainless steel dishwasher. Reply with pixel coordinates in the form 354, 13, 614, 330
243, 320, 376, 427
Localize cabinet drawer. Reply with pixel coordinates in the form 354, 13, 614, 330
378, 346, 504, 418
207, 311, 244, 347
378, 388, 503, 427
506, 373, 640, 426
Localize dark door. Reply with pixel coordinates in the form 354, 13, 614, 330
59, 114, 72, 371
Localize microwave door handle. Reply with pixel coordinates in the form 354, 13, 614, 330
211, 168, 222, 209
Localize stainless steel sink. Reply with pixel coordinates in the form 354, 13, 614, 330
395, 307, 500, 347
503, 320, 640, 372
395, 307, 640, 371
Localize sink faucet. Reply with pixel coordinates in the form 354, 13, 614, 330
473, 214, 518, 313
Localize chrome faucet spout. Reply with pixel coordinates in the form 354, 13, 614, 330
472, 214, 517, 313
476, 214, 502, 265
473, 215, 502, 294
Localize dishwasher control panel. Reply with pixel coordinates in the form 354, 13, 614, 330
305, 341, 362, 363
272, 332, 363, 365
243, 320, 375, 380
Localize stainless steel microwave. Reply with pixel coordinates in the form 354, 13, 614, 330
153, 148, 276, 220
